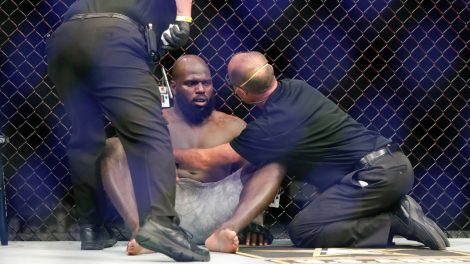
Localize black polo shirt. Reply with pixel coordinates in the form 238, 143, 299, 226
230, 79, 390, 191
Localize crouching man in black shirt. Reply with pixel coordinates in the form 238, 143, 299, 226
174, 51, 449, 252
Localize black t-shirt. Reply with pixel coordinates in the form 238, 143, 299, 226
230, 79, 390, 191
63, 0, 175, 52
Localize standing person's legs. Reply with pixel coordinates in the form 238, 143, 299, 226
46, 22, 115, 250
62, 89, 116, 249
96, 65, 177, 224
49, 17, 209, 261
287, 152, 414, 248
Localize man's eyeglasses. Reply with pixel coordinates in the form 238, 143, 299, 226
225, 74, 244, 101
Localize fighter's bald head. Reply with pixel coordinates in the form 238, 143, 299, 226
227, 51, 274, 94
172, 55, 211, 81
170, 55, 215, 124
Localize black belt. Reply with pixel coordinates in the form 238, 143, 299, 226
67, 12, 159, 61
68, 13, 142, 30
356, 143, 401, 169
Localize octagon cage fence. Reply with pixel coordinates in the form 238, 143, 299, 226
0, 0, 469, 241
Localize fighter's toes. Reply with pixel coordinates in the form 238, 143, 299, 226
127, 239, 154, 255
126, 239, 138, 255
206, 228, 239, 253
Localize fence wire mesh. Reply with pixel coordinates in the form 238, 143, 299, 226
0, 0, 469, 240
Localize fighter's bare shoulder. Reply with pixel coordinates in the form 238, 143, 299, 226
162, 108, 182, 124
211, 111, 246, 133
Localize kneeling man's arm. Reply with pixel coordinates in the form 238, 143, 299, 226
174, 143, 244, 171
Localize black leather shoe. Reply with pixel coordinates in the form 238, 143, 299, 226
424, 217, 450, 247
80, 225, 117, 250
136, 217, 210, 262
101, 226, 119, 248
391, 195, 446, 250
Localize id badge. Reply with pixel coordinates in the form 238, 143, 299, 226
159, 66, 173, 108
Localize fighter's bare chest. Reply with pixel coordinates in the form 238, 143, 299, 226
169, 122, 229, 149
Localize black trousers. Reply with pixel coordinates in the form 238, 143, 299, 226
287, 151, 414, 248
46, 17, 176, 226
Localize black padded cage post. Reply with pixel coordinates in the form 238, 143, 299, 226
0, 134, 9, 245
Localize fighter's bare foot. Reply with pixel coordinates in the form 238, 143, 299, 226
205, 228, 239, 253
126, 239, 154, 255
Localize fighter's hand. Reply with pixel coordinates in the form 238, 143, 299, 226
161, 21, 190, 51
238, 223, 274, 246
244, 232, 271, 246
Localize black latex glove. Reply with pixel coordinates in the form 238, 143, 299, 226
161, 20, 190, 51
238, 223, 274, 246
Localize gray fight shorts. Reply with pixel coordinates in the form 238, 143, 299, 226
175, 168, 243, 244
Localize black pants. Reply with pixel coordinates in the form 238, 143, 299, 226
46, 17, 176, 226
287, 151, 414, 248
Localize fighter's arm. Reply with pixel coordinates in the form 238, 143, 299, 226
174, 114, 247, 171
174, 143, 245, 172
224, 115, 248, 170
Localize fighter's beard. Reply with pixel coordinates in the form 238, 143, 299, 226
175, 93, 214, 125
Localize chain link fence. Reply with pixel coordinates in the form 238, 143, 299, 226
0, 0, 469, 241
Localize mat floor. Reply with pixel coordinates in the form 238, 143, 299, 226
0, 238, 469, 264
